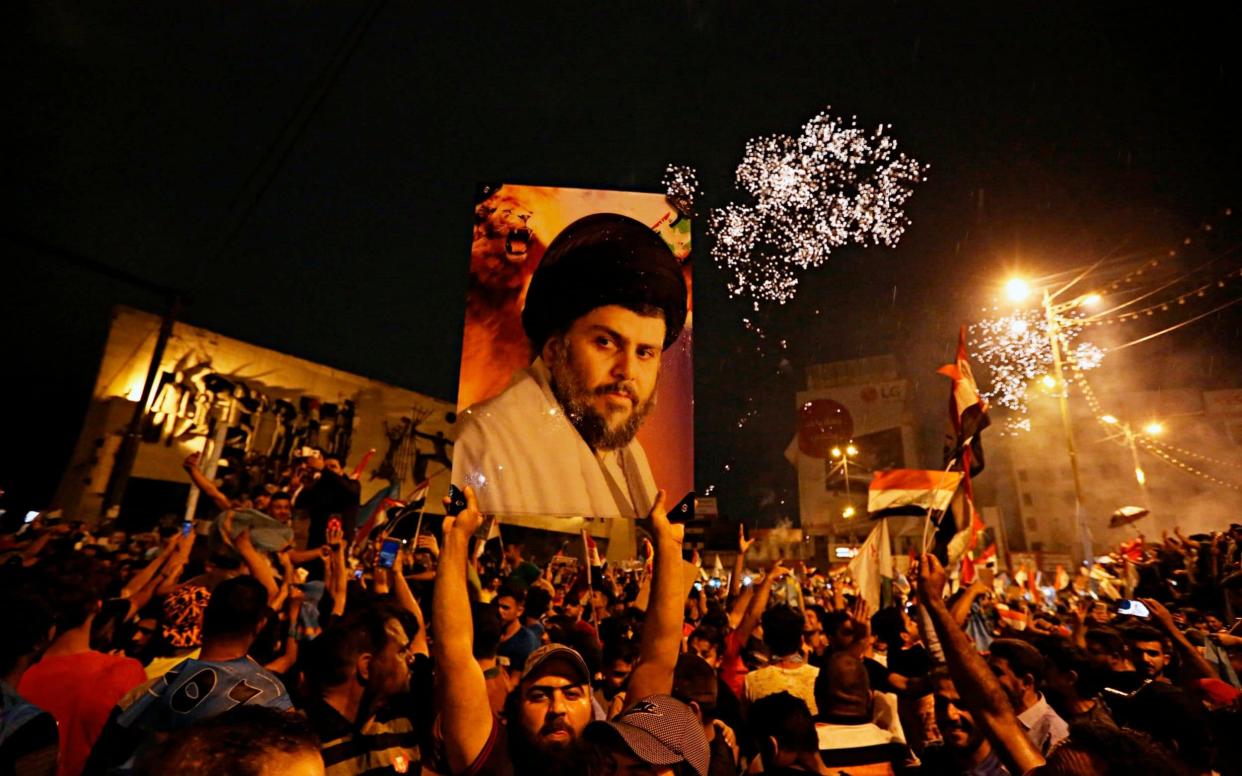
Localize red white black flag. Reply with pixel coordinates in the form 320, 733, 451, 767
937, 326, 992, 581
938, 325, 990, 477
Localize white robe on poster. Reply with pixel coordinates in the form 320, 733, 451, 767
451, 359, 657, 559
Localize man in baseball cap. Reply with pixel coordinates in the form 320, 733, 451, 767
495, 643, 597, 774
584, 693, 709, 776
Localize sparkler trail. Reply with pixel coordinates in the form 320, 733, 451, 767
708, 107, 927, 305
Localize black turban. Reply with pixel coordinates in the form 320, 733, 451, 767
521, 213, 687, 351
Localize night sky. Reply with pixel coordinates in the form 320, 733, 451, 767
7, 2, 1242, 520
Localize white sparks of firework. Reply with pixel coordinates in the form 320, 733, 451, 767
708, 107, 927, 304
969, 310, 1103, 431
662, 164, 702, 218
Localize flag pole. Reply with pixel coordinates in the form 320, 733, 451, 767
922, 437, 972, 555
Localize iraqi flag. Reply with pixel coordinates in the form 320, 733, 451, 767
352, 483, 404, 547
938, 326, 990, 576
848, 519, 893, 613
948, 485, 994, 585
404, 479, 431, 509
938, 325, 990, 477
582, 529, 603, 570
868, 469, 964, 518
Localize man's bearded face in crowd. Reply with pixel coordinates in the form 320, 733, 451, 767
379, 619, 413, 691
359, 617, 413, 720
934, 678, 985, 754
514, 670, 593, 772
544, 305, 663, 452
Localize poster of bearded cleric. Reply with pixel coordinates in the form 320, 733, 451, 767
453, 183, 693, 558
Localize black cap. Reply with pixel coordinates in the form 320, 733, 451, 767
521, 213, 687, 352
585, 694, 709, 776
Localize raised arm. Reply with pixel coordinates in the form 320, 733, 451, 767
729, 523, 754, 600
950, 578, 989, 628
1067, 597, 1090, 649
183, 453, 232, 512
327, 524, 349, 619
1141, 597, 1218, 684
226, 520, 278, 604
727, 583, 756, 631
264, 586, 304, 674
391, 550, 429, 657
735, 560, 790, 645
918, 554, 1044, 776
625, 490, 686, 707
154, 530, 198, 596
433, 487, 493, 773
122, 534, 181, 599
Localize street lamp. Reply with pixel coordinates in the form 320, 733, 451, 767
1005, 275, 1094, 561
1005, 278, 1032, 303
829, 443, 861, 520
1100, 415, 1156, 510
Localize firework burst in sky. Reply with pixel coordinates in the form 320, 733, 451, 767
970, 310, 1105, 431
662, 164, 701, 219
707, 107, 927, 305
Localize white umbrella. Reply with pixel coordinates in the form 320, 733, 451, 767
1109, 505, 1149, 529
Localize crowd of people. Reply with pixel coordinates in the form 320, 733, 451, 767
1, 451, 1240, 775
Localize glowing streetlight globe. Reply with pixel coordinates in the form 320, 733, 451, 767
1041, 375, 1057, 389
830, 447, 842, 458
842, 506, 856, 519
1101, 415, 1118, 424
846, 445, 858, 456
1082, 293, 1102, 307
1005, 278, 1031, 303
1143, 422, 1164, 436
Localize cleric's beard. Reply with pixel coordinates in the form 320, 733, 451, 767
547, 342, 657, 452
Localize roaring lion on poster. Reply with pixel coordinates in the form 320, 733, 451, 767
459, 188, 547, 408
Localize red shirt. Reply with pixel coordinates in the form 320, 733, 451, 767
19, 651, 148, 776
719, 630, 749, 698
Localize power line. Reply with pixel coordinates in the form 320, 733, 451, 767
1105, 295, 1242, 352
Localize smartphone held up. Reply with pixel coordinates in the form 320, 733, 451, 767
1116, 599, 1150, 618
378, 539, 401, 570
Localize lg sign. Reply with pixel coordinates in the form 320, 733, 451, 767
861, 383, 903, 402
